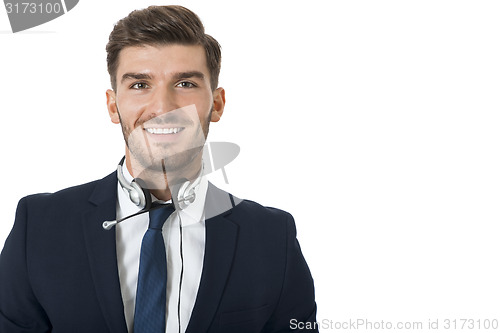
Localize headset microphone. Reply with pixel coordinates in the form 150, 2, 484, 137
102, 157, 200, 230
102, 202, 175, 230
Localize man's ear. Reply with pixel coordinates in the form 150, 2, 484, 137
211, 87, 225, 122
106, 89, 120, 124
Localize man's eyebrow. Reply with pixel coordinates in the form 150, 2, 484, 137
172, 71, 205, 81
121, 72, 153, 84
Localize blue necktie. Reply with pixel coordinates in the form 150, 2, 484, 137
134, 204, 175, 333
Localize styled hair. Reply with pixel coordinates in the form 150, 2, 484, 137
106, 5, 221, 91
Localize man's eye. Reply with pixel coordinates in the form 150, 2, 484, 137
176, 81, 196, 88
131, 82, 149, 89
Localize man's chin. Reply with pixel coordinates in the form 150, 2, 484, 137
128, 148, 203, 182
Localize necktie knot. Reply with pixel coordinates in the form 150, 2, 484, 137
148, 204, 175, 230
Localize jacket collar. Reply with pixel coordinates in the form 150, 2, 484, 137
82, 172, 129, 333
186, 183, 242, 333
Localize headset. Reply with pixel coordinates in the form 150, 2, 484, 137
103, 156, 196, 332
102, 156, 201, 230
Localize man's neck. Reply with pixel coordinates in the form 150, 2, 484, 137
125, 156, 203, 202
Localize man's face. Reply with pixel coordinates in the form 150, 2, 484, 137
106, 44, 225, 180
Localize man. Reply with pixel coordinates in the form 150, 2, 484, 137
0, 5, 317, 333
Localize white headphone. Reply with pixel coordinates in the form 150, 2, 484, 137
116, 156, 200, 210
104, 157, 201, 230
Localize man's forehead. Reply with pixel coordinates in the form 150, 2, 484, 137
116, 44, 209, 77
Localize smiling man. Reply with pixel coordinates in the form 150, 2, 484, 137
0, 5, 317, 333
107, 43, 220, 198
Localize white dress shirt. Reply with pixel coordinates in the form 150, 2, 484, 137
115, 163, 207, 333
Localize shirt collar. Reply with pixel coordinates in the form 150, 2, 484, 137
117, 159, 208, 226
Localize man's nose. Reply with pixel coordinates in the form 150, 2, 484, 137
148, 86, 179, 117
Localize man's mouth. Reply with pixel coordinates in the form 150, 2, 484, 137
144, 127, 185, 134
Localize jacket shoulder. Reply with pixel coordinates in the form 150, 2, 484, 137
205, 183, 295, 235
229, 196, 296, 236
235, 198, 293, 221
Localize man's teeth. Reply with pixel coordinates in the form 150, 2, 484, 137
146, 128, 182, 134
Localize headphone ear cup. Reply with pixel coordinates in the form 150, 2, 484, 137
177, 181, 196, 210
185, 187, 196, 204
129, 180, 147, 208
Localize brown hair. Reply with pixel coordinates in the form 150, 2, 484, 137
106, 5, 221, 91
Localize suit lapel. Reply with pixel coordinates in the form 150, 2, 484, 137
81, 172, 128, 333
185, 184, 239, 333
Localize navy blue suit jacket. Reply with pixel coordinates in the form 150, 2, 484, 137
0, 172, 317, 332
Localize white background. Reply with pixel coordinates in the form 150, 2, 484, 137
1, 1, 500, 331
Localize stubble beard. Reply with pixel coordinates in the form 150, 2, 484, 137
117, 107, 212, 177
